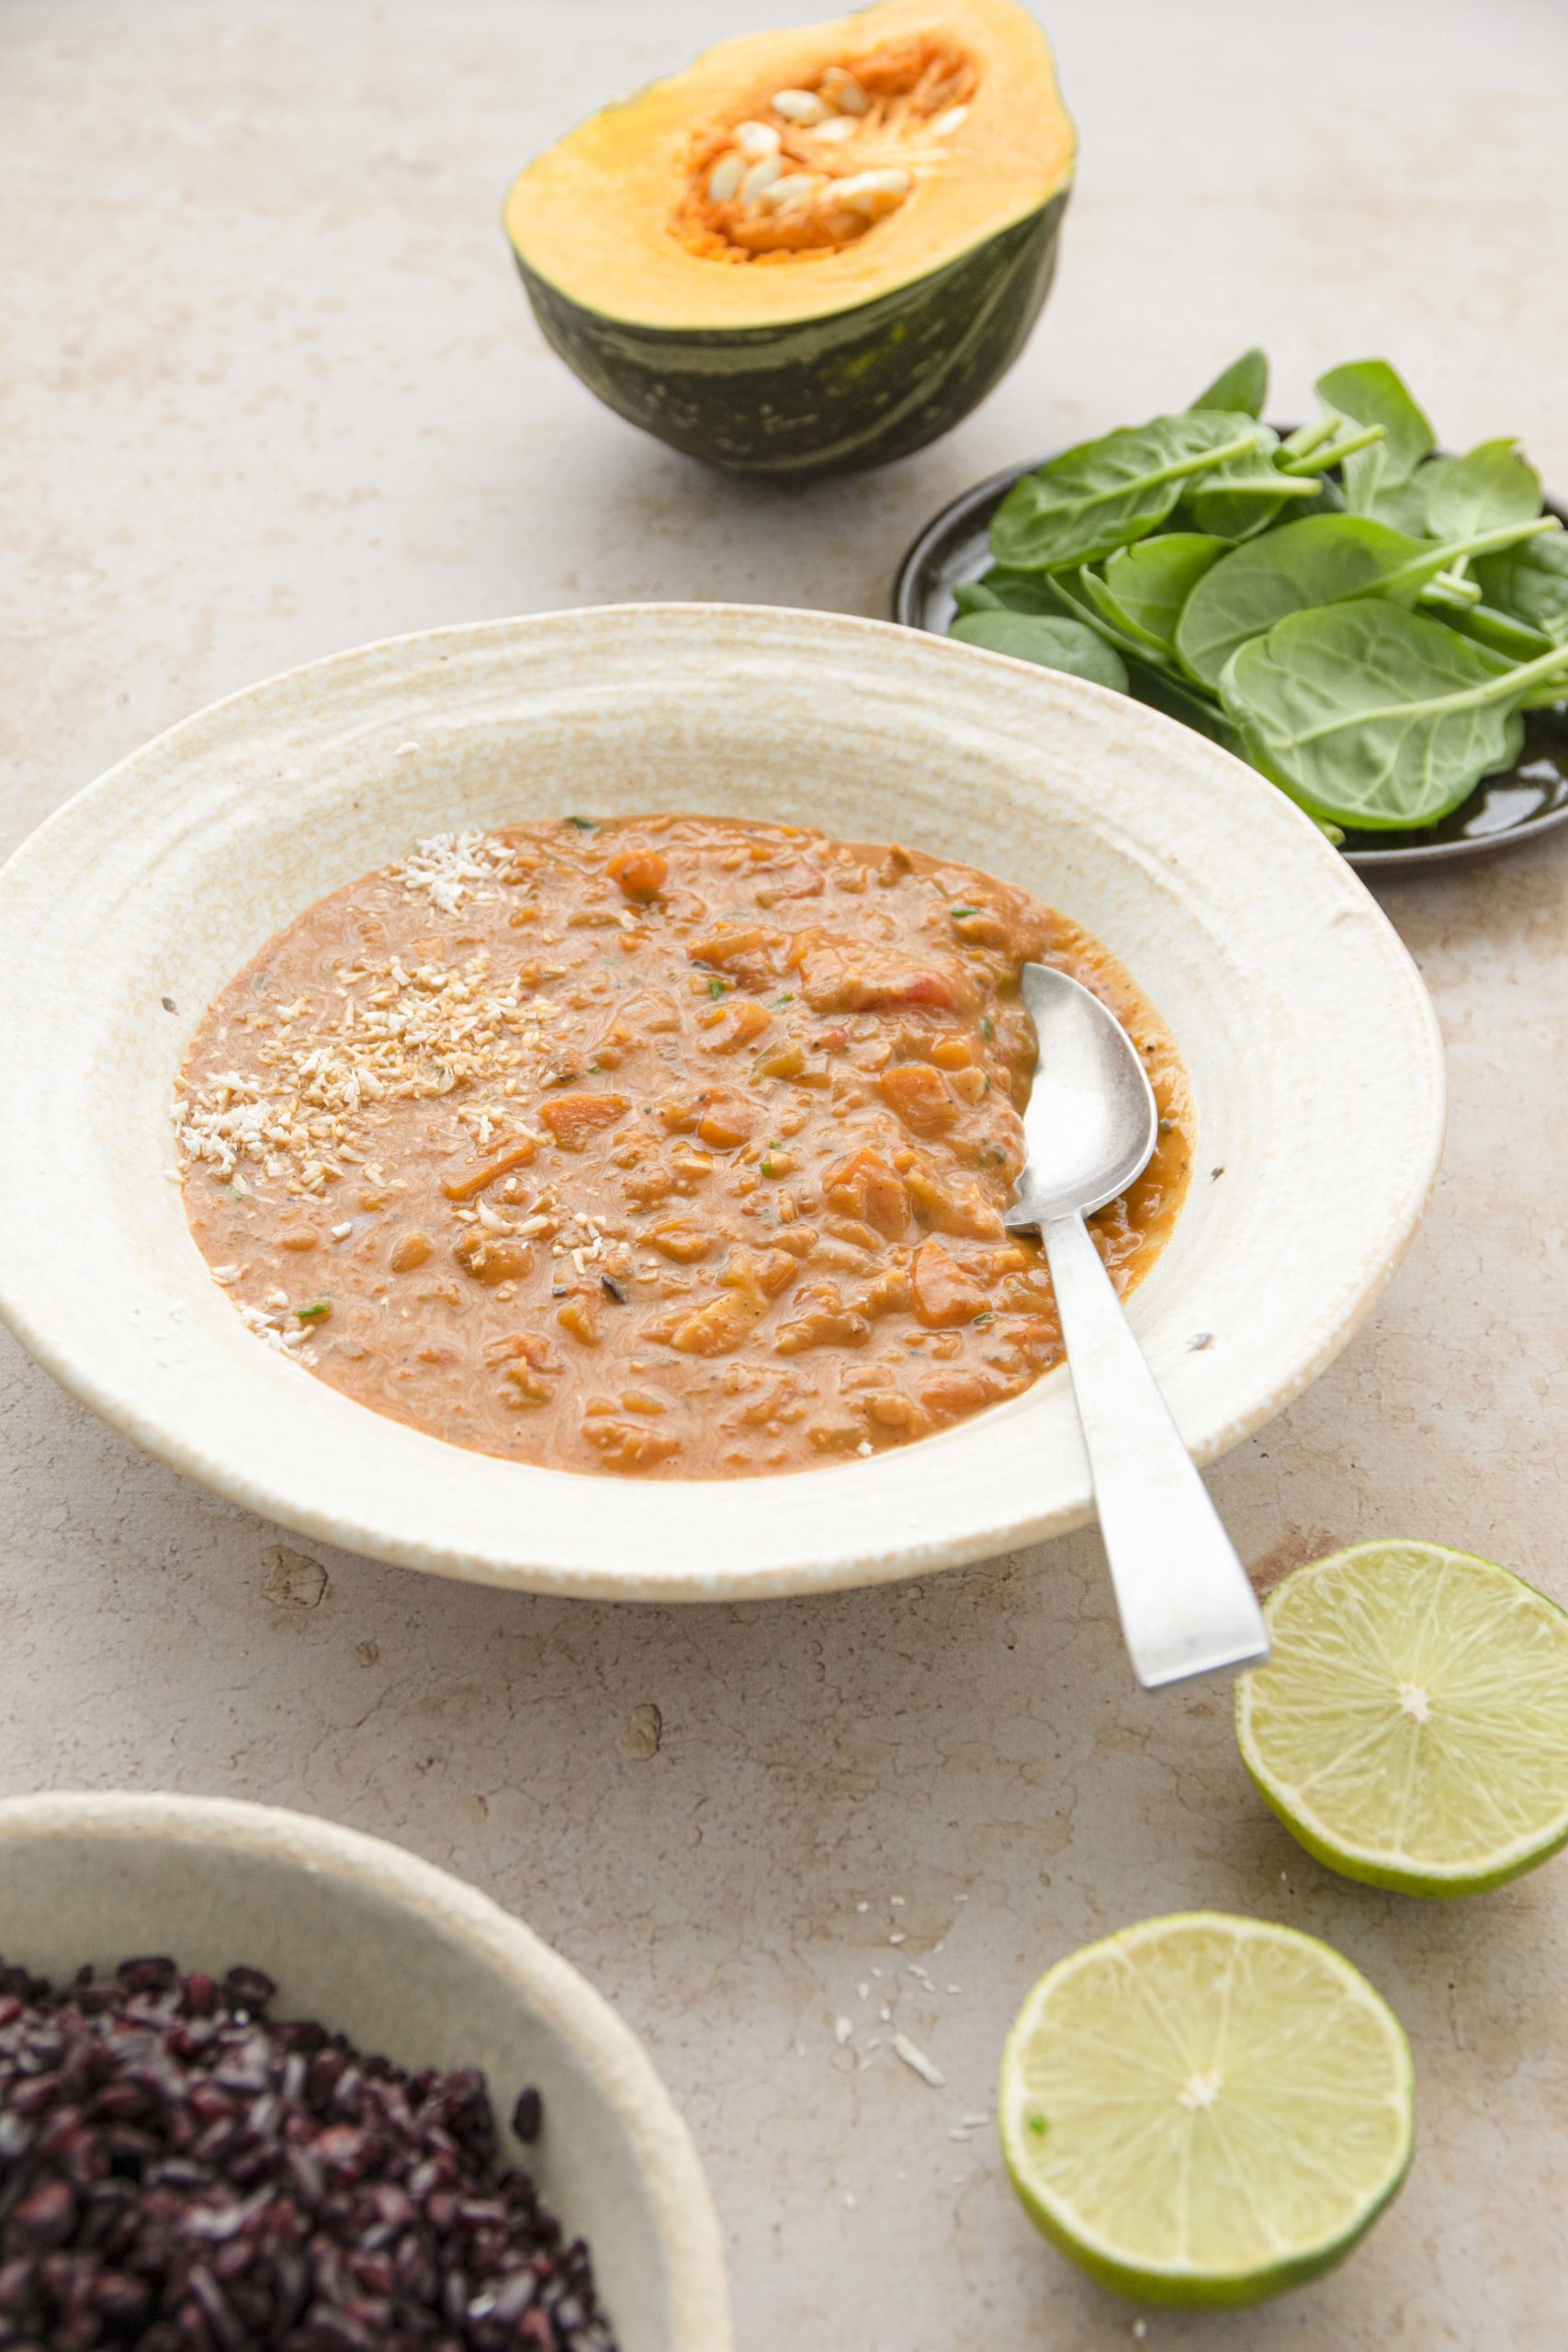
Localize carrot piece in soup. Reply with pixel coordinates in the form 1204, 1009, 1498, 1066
824, 1147, 909, 1238
911, 1239, 987, 1329
541, 1092, 629, 1148
880, 1063, 958, 1137
607, 849, 668, 900
442, 1136, 537, 1199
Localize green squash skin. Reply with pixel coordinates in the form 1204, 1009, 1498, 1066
512, 193, 1067, 481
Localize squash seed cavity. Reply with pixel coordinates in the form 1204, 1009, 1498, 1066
680, 37, 977, 260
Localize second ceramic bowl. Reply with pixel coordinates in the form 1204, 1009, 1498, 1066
0, 604, 1444, 1597
0, 1791, 730, 2351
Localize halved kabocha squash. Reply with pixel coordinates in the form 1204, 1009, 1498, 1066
504, 0, 1075, 481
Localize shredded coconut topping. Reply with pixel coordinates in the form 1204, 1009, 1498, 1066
237, 1302, 317, 1365
390, 829, 511, 914
175, 949, 558, 1195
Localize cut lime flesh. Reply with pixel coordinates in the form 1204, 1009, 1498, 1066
999, 1912, 1413, 2307
1237, 1540, 1568, 1897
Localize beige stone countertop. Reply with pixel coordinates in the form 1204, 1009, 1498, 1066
4, 0, 1567, 2341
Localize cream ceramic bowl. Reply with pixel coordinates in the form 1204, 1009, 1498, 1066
0, 1791, 730, 2352
0, 605, 1443, 1598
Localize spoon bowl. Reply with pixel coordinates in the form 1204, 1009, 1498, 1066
1005, 963, 1158, 1227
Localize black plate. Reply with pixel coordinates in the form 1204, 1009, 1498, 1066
891, 452, 1568, 876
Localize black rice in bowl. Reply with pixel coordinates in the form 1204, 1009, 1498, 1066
0, 1953, 615, 2350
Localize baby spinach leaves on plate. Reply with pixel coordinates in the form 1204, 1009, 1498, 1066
947, 349, 1568, 833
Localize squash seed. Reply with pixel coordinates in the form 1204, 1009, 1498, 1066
761, 172, 824, 211
772, 87, 828, 125
931, 105, 970, 136
739, 154, 784, 202
819, 65, 869, 115
813, 115, 859, 144
832, 166, 912, 218
734, 119, 781, 160
707, 153, 743, 202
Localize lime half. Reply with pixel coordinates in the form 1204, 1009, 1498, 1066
1237, 1540, 1568, 1896
999, 1913, 1413, 2307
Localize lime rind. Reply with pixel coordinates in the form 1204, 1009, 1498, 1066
998, 1911, 1414, 2308
1236, 1541, 1568, 1898
1243, 1772, 1568, 1899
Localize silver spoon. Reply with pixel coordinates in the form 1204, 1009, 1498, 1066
1006, 962, 1269, 1690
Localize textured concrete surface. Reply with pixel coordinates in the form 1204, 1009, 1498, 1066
4, 0, 1567, 2342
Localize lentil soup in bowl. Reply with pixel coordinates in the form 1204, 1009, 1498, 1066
0, 605, 1443, 1596
175, 814, 1192, 1480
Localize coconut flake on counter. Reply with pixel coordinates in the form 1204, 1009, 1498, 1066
893, 2031, 945, 2089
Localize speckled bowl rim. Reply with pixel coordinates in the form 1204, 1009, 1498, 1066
0, 1789, 731, 2349
0, 604, 1446, 1600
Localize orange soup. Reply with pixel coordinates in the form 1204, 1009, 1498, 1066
177, 816, 1190, 1477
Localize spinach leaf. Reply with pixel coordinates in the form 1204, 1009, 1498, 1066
1190, 347, 1269, 420
1048, 566, 1202, 684
1078, 569, 1174, 659
1220, 603, 1568, 830
1314, 360, 1435, 518
1474, 529, 1568, 639
1184, 475, 1316, 538
1418, 438, 1542, 543
1179, 427, 1321, 539
1358, 477, 1434, 536
1450, 604, 1554, 662
1176, 513, 1562, 691
989, 412, 1269, 571
949, 610, 1131, 692
1100, 534, 1230, 654
965, 568, 1066, 615
952, 582, 1009, 615
1120, 657, 1244, 752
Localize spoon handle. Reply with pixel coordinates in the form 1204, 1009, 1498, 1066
1042, 1213, 1269, 1690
